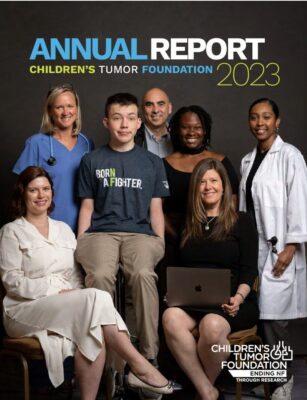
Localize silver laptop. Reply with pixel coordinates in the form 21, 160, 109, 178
166, 266, 231, 307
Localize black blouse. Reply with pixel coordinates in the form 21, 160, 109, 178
163, 156, 239, 214
245, 147, 268, 226
180, 212, 258, 296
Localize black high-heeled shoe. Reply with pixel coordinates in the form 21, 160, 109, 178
127, 371, 182, 395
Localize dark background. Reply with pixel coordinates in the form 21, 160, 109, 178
0, 0, 306, 352
1, 1, 306, 226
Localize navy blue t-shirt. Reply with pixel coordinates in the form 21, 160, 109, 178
78, 144, 169, 235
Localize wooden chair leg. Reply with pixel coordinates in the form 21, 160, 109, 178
0, 349, 30, 400
20, 353, 30, 400
263, 381, 270, 400
236, 380, 242, 400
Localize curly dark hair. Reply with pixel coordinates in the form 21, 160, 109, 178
168, 105, 213, 151
11, 166, 55, 219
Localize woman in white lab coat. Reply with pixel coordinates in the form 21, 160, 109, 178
239, 98, 307, 400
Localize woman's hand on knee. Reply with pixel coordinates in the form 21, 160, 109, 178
222, 295, 242, 317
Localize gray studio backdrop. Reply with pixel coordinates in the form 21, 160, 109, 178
0, 0, 306, 352
1, 1, 306, 225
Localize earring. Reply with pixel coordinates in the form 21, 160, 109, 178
275, 126, 279, 132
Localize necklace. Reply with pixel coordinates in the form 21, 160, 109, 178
204, 216, 216, 231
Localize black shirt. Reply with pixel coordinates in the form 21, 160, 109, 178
245, 147, 268, 226
163, 156, 239, 214
180, 212, 258, 296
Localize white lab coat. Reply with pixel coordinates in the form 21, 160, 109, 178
239, 135, 307, 320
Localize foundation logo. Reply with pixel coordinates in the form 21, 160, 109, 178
213, 341, 293, 383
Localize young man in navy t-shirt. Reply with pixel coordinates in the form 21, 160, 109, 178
76, 93, 169, 362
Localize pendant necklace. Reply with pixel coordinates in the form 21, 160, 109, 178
204, 216, 216, 231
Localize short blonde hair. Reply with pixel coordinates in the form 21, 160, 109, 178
40, 84, 82, 135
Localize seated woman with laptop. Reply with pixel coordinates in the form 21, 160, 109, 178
162, 158, 259, 400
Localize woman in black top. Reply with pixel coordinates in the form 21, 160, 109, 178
163, 106, 239, 245
163, 158, 259, 400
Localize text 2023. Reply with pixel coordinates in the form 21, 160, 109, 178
217, 62, 280, 87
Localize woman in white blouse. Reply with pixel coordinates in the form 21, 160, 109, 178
0, 166, 180, 400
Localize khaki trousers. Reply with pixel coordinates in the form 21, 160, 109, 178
76, 232, 165, 359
